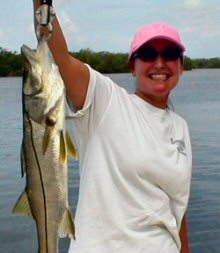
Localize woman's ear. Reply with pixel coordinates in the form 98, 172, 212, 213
128, 60, 135, 76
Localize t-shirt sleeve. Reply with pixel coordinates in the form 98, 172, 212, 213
66, 65, 117, 136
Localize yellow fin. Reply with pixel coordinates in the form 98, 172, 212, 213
12, 190, 32, 217
42, 126, 53, 154
59, 208, 75, 239
60, 130, 67, 164
66, 131, 79, 160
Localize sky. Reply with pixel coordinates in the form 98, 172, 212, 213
0, 0, 220, 58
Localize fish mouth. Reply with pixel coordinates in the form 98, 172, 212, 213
21, 45, 43, 97
21, 44, 37, 65
22, 66, 42, 97
21, 44, 36, 54
148, 73, 171, 81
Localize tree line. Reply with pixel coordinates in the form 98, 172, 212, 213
0, 47, 220, 77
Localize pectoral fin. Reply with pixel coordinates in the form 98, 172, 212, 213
12, 190, 32, 217
59, 208, 75, 239
60, 130, 67, 164
42, 126, 54, 154
66, 131, 79, 160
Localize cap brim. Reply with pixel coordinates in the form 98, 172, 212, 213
129, 35, 185, 61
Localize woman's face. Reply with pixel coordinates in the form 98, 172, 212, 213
132, 39, 184, 108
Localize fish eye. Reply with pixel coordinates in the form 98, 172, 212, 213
46, 117, 56, 127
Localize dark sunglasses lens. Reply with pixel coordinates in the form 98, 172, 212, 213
162, 48, 182, 61
134, 47, 182, 62
138, 47, 158, 61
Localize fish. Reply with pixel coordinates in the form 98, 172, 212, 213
13, 39, 78, 253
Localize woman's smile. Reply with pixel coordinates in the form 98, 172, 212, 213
148, 73, 171, 81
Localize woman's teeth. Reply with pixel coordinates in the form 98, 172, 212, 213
149, 74, 169, 81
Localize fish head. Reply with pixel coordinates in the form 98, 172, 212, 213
22, 45, 43, 97
21, 41, 64, 123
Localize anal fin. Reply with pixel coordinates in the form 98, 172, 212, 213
12, 190, 32, 217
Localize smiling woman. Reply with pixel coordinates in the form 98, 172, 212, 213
128, 23, 185, 109
130, 39, 184, 108
32, 1, 192, 253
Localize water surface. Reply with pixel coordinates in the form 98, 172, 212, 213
1, 70, 220, 253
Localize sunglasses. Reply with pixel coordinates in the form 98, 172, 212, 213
132, 46, 183, 62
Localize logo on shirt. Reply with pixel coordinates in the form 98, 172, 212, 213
170, 138, 186, 156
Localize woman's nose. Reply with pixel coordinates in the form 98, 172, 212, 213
153, 55, 166, 68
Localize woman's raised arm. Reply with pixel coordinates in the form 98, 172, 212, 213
33, 0, 90, 110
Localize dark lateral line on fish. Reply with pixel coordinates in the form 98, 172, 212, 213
27, 113, 49, 253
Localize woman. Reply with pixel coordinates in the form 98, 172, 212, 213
33, 1, 192, 252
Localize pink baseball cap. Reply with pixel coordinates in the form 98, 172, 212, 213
128, 22, 185, 60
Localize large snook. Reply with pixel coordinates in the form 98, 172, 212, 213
13, 40, 78, 253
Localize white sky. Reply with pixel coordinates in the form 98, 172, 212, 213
0, 0, 220, 58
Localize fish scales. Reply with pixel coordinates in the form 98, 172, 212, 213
13, 40, 77, 253
25, 115, 66, 252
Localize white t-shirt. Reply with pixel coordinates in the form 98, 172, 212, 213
67, 66, 192, 253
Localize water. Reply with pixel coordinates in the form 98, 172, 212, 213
1, 70, 220, 253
